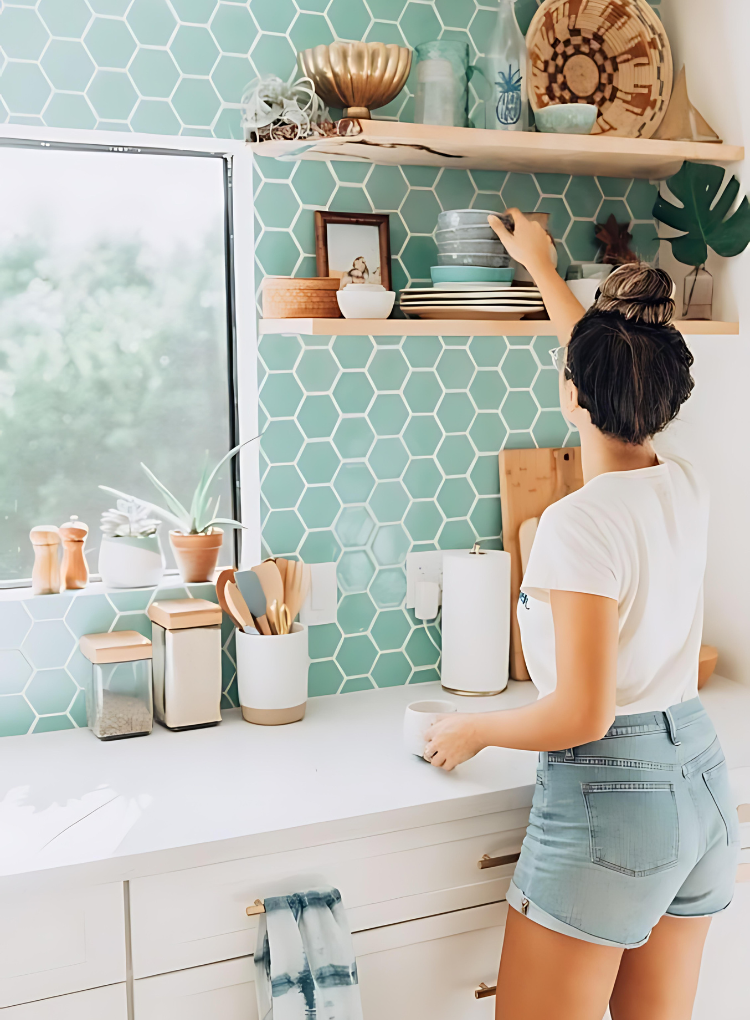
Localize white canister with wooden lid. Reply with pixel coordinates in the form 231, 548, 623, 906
147, 599, 223, 730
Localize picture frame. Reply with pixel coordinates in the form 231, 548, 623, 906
315, 211, 392, 291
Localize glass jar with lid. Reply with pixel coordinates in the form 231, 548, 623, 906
79, 630, 153, 740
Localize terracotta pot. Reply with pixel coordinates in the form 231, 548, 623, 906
169, 529, 224, 583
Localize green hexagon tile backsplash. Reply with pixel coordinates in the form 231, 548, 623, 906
0, 0, 662, 732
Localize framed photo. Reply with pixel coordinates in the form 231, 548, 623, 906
315, 211, 392, 291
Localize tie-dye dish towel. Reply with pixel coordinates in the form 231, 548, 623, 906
254, 887, 364, 1020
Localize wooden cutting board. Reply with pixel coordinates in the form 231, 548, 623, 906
498, 446, 584, 680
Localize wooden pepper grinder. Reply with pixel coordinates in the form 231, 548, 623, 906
59, 516, 89, 590
29, 526, 62, 595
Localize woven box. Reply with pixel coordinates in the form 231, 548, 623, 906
262, 276, 341, 318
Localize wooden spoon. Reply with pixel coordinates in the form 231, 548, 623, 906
225, 580, 256, 633
216, 568, 244, 630
267, 598, 279, 635
252, 561, 284, 617
284, 560, 310, 623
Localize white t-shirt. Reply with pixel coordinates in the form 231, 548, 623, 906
518, 456, 709, 714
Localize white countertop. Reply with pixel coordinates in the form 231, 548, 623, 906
1, 676, 748, 888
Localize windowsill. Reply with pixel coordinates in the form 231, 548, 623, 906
0, 572, 224, 604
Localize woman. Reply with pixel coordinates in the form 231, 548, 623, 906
424, 211, 740, 1020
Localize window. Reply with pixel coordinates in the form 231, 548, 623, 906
0, 143, 238, 583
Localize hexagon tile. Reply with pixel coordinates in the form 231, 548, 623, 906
0, 0, 662, 727
259, 331, 579, 695
0, 583, 238, 737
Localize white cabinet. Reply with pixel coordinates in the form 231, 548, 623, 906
132, 902, 507, 1020
129, 808, 526, 978
0, 983, 127, 1019
0, 883, 125, 1008
693, 867, 750, 1020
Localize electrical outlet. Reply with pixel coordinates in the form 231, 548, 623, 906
406, 551, 443, 610
299, 562, 338, 626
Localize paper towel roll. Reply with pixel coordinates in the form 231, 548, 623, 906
441, 549, 511, 695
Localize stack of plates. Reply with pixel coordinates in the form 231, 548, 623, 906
399, 284, 547, 321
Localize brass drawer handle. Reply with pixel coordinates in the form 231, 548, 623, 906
475, 982, 497, 999
478, 852, 520, 870
246, 899, 266, 916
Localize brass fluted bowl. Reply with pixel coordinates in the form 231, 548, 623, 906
298, 42, 412, 119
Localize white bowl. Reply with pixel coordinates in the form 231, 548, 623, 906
337, 287, 396, 319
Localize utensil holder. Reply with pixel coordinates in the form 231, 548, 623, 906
235, 623, 309, 725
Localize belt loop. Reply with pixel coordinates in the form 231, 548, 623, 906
564, 748, 574, 761
664, 709, 681, 746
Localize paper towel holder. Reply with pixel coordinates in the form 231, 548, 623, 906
469, 541, 486, 555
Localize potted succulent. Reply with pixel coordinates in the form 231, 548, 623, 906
100, 440, 255, 584
98, 499, 164, 588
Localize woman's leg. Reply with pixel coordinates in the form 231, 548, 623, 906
495, 907, 623, 1020
609, 914, 711, 1020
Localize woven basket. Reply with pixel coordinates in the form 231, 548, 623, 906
262, 276, 341, 318
526, 0, 673, 138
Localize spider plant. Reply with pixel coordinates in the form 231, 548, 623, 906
100, 437, 258, 536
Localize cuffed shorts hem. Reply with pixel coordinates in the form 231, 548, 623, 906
506, 880, 651, 950
666, 896, 734, 920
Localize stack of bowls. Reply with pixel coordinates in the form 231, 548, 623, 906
435, 209, 510, 269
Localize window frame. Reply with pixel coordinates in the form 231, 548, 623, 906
0, 126, 260, 590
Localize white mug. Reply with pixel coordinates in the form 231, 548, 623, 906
403, 699, 457, 757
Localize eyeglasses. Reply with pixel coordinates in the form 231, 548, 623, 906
549, 345, 567, 373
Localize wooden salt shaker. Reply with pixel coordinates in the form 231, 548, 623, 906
29, 526, 61, 595
59, 516, 89, 590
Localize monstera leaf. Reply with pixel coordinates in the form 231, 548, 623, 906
653, 161, 750, 266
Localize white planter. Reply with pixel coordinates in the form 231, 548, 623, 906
98, 534, 165, 589
235, 623, 309, 725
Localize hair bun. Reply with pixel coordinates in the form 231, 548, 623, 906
594, 264, 675, 327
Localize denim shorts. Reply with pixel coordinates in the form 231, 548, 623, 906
508, 698, 740, 948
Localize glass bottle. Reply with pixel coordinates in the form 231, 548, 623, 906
481, 0, 529, 132
682, 265, 713, 320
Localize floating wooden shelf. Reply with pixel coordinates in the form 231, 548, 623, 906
247, 120, 744, 181
258, 318, 739, 337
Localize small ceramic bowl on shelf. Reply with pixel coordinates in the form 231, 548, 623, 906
436, 252, 511, 269
336, 283, 396, 319
535, 103, 598, 134
430, 266, 515, 284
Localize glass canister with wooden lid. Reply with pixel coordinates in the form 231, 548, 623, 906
79, 631, 153, 740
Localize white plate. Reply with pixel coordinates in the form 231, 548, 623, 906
399, 295, 544, 304
402, 305, 549, 320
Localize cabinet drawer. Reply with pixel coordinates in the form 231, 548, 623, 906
133, 903, 507, 1020
130, 808, 527, 977
0, 983, 127, 1020
0, 883, 125, 1008
134, 959, 257, 1020
356, 901, 506, 1020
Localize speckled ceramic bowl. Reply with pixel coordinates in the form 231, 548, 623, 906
535, 103, 598, 134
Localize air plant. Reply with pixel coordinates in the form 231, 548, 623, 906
100, 499, 161, 539
241, 74, 333, 142
595, 214, 638, 266
100, 438, 258, 536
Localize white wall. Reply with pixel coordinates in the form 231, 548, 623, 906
657, 0, 749, 684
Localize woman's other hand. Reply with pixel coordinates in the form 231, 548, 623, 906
423, 713, 484, 771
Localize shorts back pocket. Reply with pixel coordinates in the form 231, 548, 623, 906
582, 782, 679, 877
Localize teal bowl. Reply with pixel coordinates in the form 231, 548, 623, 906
535, 103, 598, 135
430, 266, 515, 284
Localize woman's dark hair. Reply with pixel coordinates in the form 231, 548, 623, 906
566, 264, 694, 446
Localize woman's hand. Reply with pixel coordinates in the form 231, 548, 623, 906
489, 208, 585, 344
423, 713, 485, 771
488, 208, 555, 274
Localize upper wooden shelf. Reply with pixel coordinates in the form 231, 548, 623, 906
247, 120, 744, 181
259, 318, 739, 337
